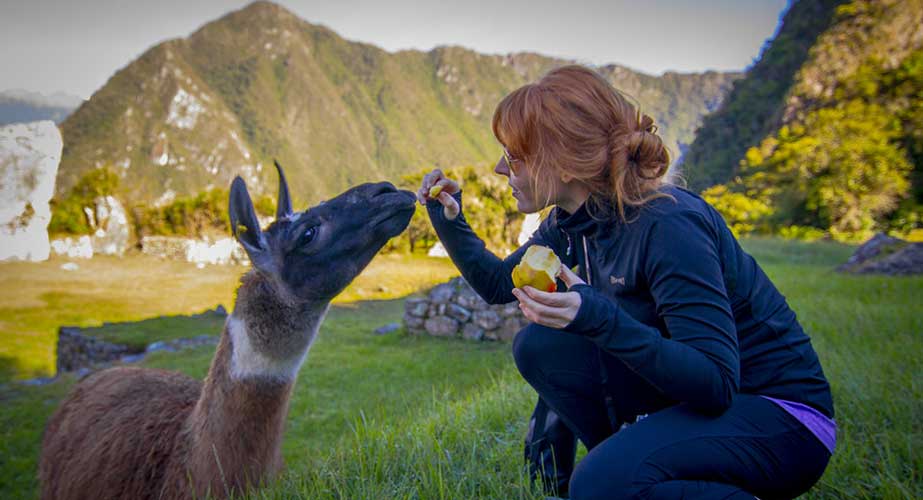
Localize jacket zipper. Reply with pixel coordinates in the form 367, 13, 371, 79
582, 235, 593, 286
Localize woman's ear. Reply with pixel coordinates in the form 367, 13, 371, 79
560, 171, 575, 183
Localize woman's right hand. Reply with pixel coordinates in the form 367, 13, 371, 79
417, 169, 461, 220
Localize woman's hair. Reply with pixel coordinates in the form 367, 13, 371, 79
491, 64, 673, 221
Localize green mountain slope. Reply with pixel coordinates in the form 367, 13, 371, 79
58, 1, 738, 207
681, 0, 846, 192
690, 0, 923, 238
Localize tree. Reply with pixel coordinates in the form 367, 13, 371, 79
740, 100, 912, 238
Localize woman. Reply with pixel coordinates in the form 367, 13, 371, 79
416, 65, 835, 499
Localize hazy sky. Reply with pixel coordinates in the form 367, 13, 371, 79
1, 0, 789, 99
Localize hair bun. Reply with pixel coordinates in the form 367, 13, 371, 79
625, 121, 668, 180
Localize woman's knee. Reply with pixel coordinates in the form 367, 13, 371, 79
569, 447, 637, 500
512, 323, 556, 380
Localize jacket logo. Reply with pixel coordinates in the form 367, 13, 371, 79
609, 275, 626, 286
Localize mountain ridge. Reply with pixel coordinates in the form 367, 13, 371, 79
58, 0, 739, 207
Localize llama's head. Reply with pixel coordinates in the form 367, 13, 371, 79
229, 162, 415, 302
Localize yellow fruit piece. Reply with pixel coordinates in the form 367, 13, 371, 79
512, 245, 562, 293
429, 185, 444, 198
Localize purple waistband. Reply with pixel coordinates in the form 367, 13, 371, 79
761, 395, 836, 454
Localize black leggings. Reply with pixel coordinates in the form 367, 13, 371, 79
513, 323, 831, 500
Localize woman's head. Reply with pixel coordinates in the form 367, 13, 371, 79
491, 64, 672, 218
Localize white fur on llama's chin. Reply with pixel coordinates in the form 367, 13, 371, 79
227, 315, 316, 381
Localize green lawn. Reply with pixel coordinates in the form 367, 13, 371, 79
1, 239, 921, 499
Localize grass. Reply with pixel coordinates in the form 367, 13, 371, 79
0, 239, 921, 499
0, 252, 458, 381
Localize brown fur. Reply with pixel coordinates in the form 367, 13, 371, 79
39, 273, 306, 500
38, 175, 415, 500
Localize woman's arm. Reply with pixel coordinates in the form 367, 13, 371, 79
427, 191, 552, 304
563, 210, 739, 414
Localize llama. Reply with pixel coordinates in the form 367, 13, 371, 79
38, 163, 416, 500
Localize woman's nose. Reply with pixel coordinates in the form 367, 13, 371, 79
494, 156, 510, 177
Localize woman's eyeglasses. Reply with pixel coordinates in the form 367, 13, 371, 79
502, 147, 523, 175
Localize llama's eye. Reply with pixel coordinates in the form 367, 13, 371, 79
300, 226, 318, 245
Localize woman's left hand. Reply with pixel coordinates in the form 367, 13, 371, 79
512, 264, 586, 329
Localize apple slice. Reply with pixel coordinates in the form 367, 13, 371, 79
512, 245, 562, 293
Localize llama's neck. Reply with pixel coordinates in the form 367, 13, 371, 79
182, 272, 330, 495
228, 270, 330, 381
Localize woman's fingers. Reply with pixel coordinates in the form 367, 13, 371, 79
437, 191, 460, 220
558, 264, 586, 289
513, 288, 571, 327
521, 286, 571, 307
418, 169, 449, 205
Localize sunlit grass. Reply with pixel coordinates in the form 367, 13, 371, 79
0, 240, 920, 499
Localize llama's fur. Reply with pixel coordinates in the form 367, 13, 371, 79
39, 172, 416, 500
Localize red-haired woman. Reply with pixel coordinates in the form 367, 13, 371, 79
417, 65, 835, 499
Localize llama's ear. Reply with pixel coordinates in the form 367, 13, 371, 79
229, 176, 275, 273
274, 160, 293, 220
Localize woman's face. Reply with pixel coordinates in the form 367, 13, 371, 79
494, 148, 543, 214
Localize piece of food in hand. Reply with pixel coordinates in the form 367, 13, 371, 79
429, 185, 444, 198
512, 245, 562, 293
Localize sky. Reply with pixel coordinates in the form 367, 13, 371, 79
1, 0, 790, 99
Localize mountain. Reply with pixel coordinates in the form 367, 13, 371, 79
680, 0, 846, 192
687, 0, 923, 237
0, 90, 84, 126
57, 1, 738, 207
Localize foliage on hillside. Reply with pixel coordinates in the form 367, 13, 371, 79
56, 1, 737, 210
682, 0, 846, 191
690, 0, 923, 241
50, 161, 521, 254
48, 167, 120, 235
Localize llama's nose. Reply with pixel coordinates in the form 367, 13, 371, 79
368, 182, 397, 198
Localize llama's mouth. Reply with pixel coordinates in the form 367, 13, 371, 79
369, 190, 415, 229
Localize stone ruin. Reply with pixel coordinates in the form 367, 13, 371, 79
403, 276, 530, 342
54, 306, 227, 376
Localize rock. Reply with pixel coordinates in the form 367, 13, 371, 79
19, 376, 56, 386
0, 121, 61, 262
120, 353, 146, 364
462, 323, 485, 341
498, 317, 526, 342
472, 310, 502, 331
50, 235, 93, 259
374, 323, 401, 335
838, 233, 923, 275
55, 326, 135, 374
424, 315, 459, 337
403, 313, 426, 330
89, 195, 131, 256
146, 341, 175, 353
500, 301, 521, 318
837, 233, 901, 271
445, 303, 472, 323
428, 282, 456, 304
405, 298, 430, 317
60, 262, 79, 271
141, 235, 249, 265
456, 286, 488, 311
186, 237, 247, 265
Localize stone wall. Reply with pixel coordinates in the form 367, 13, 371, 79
55, 306, 227, 376
141, 235, 249, 265
56, 327, 137, 374
403, 277, 529, 342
